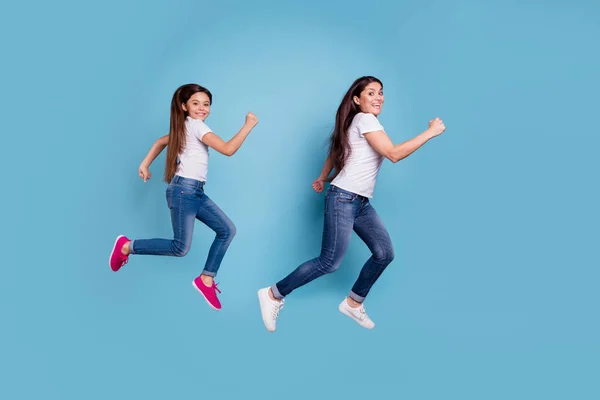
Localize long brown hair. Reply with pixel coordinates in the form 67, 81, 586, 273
164, 84, 213, 182
328, 76, 382, 178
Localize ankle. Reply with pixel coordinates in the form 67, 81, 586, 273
200, 274, 214, 286
121, 241, 131, 255
268, 288, 279, 302
346, 297, 362, 308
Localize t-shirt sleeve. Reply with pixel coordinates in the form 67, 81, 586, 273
357, 113, 384, 137
192, 120, 212, 141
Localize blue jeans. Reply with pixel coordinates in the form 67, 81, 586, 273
272, 185, 395, 302
129, 175, 236, 277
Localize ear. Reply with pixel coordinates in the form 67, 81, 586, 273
181, 102, 188, 112
353, 95, 360, 105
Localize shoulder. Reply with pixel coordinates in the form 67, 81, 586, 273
186, 116, 209, 128
353, 112, 377, 122
352, 112, 383, 134
358, 112, 375, 119
186, 116, 211, 135
352, 112, 381, 127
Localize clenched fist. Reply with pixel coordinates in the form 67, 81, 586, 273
428, 117, 446, 137
312, 177, 325, 193
139, 164, 151, 182
245, 112, 258, 128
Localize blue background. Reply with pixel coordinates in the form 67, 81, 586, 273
1, 0, 598, 399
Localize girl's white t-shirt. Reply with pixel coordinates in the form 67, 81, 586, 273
174, 116, 212, 182
331, 112, 385, 198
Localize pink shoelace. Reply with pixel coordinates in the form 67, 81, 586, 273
212, 282, 221, 294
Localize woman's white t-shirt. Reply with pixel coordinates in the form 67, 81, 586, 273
174, 116, 212, 182
331, 112, 385, 198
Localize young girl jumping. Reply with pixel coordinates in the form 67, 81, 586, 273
258, 76, 446, 331
109, 83, 258, 311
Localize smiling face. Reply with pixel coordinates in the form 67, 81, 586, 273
353, 82, 384, 116
182, 92, 211, 121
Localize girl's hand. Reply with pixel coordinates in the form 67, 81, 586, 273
312, 177, 325, 193
245, 112, 258, 128
139, 164, 151, 182
427, 117, 446, 138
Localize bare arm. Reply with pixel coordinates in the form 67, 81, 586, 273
139, 135, 168, 181
312, 156, 334, 193
364, 118, 446, 163
141, 135, 168, 167
202, 113, 258, 157
319, 156, 334, 180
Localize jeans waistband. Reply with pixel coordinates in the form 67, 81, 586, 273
171, 175, 205, 188
329, 185, 365, 199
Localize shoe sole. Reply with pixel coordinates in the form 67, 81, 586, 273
257, 289, 276, 332
109, 235, 126, 272
192, 280, 221, 311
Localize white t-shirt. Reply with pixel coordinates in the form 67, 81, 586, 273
331, 112, 385, 198
174, 116, 212, 182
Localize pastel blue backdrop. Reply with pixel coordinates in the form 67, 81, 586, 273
2, 0, 598, 399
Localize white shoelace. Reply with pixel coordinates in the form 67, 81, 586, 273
272, 299, 285, 320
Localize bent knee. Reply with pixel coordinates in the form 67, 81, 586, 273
374, 248, 395, 265
318, 256, 341, 274
227, 222, 237, 239
217, 221, 236, 240
173, 243, 190, 257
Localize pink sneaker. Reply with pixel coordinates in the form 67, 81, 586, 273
109, 235, 130, 272
192, 276, 222, 310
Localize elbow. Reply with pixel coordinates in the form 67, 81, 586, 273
386, 153, 401, 163
223, 143, 241, 157
223, 146, 235, 157
386, 149, 408, 163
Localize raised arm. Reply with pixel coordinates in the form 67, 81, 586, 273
202, 113, 258, 156
364, 117, 446, 163
139, 135, 169, 182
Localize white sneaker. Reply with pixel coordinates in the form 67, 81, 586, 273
338, 298, 375, 329
258, 287, 284, 332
